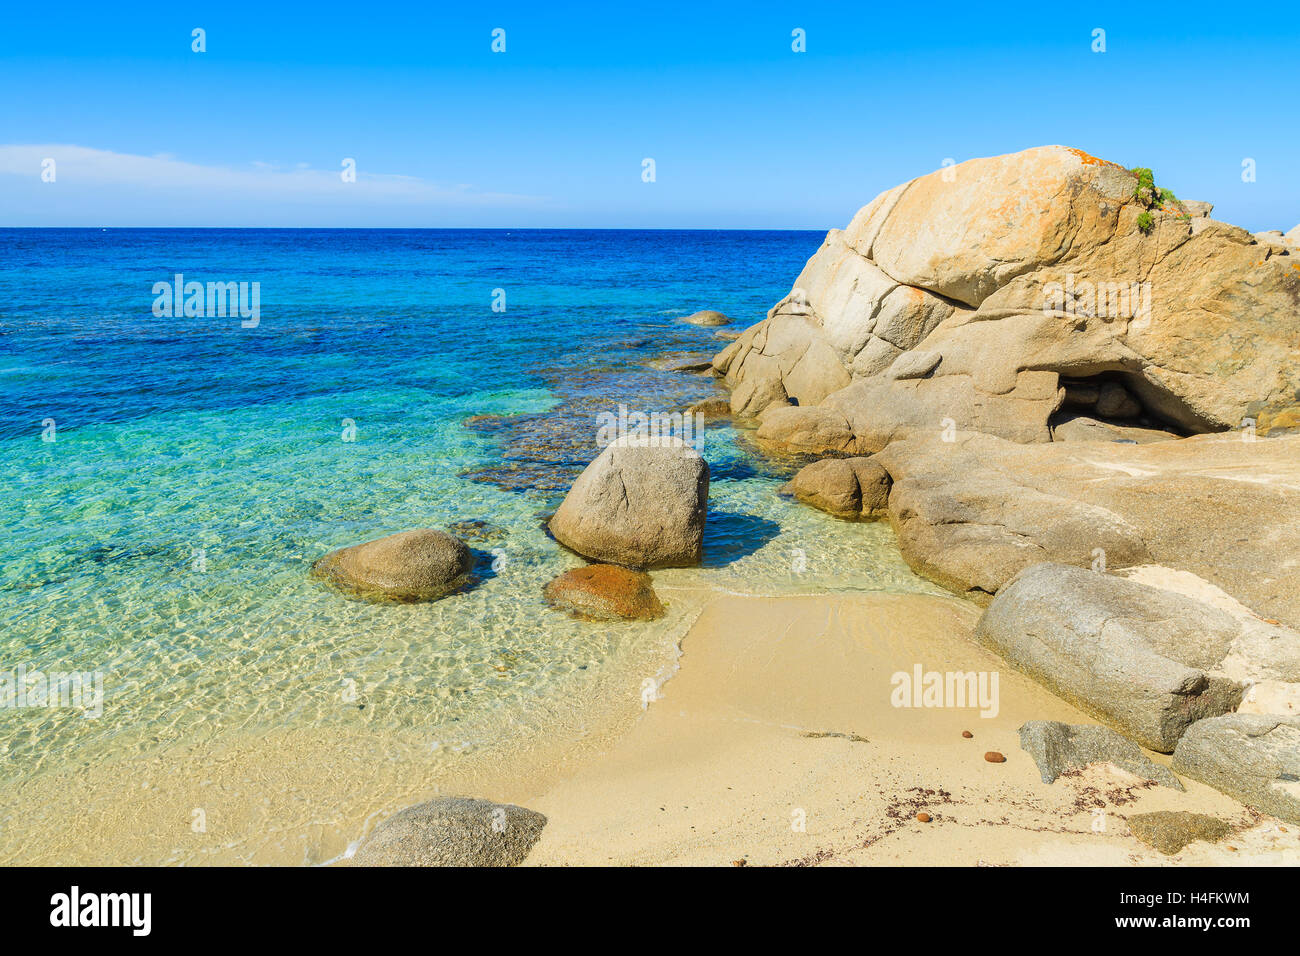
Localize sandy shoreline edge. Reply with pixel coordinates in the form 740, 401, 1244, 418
521, 591, 1299, 866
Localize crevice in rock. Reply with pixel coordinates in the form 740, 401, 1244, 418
1048, 371, 1207, 442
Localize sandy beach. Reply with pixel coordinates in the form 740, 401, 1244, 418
523, 591, 1299, 866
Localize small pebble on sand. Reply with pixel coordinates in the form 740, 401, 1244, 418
916, 812, 931, 823
962, 731, 973, 738
984, 751, 1006, 763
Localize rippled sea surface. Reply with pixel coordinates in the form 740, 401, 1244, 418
0, 229, 945, 863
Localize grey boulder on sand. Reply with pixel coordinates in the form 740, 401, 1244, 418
312, 528, 473, 603
1173, 715, 1300, 825
351, 797, 546, 867
548, 435, 709, 568
1017, 720, 1182, 789
976, 564, 1245, 752
1127, 811, 1232, 855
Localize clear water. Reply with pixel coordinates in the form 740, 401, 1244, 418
0, 229, 944, 863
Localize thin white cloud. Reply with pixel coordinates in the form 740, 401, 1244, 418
0, 144, 543, 207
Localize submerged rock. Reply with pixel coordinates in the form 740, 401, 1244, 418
781, 456, 890, 519
352, 797, 546, 867
1127, 811, 1232, 855
544, 564, 664, 621
1018, 720, 1183, 789
312, 529, 473, 603
647, 351, 716, 373
684, 397, 731, 419
681, 309, 732, 327
445, 518, 507, 542
1172, 714, 1300, 825
548, 435, 709, 568
977, 564, 1246, 752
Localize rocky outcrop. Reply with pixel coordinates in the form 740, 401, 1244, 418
352, 797, 546, 866
781, 456, 889, 519
544, 565, 665, 621
1255, 229, 1300, 252
548, 435, 709, 568
977, 564, 1248, 752
723, 148, 1300, 822
1127, 811, 1232, 855
875, 431, 1300, 627
1017, 720, 1183, 788
1173, 715, 1300, 825
713, 146, 1300, 446
312, 529, 473, 603
681, 309, 732, 327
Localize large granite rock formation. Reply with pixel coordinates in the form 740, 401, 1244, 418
713, 146, 1300, 446
875, 431, 1300, 627
723, 149, 1300, 824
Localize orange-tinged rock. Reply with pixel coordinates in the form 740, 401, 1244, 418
544, 565, 665, 621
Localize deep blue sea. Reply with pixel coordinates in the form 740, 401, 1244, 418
0, 229, 940, 863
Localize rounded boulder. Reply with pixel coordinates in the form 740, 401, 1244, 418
312, 528, 473, 603
548, 435, 709, 568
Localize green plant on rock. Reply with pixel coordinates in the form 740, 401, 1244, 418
1129, 167, 1188, 233
1132, 167, 1156, 204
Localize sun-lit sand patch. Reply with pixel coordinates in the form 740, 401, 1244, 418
524, 593, 1298, 867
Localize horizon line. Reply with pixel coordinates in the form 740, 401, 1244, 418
0, 225, 833, 232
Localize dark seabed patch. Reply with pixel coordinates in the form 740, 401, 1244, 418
460, 322, 736, 498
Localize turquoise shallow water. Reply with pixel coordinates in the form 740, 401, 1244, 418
0, 229, 945, 860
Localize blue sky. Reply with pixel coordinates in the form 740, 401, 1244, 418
1, 1, 1296, 229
